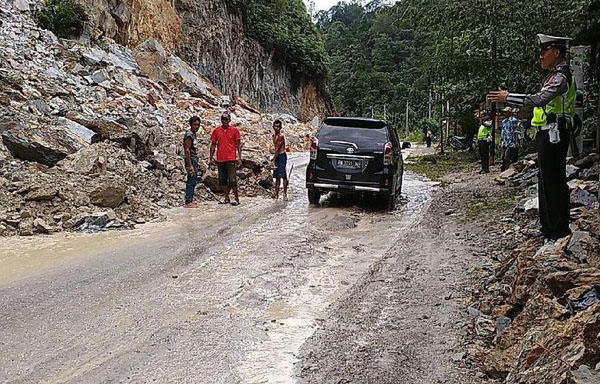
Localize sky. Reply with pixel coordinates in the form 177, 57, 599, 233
303, 0, 397, 12
304, 0, 344, 12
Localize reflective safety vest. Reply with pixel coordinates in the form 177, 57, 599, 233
477, 125, 490, 140
531, 76, 576, 127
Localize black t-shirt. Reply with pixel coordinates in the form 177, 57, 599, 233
183, 130, 198, 161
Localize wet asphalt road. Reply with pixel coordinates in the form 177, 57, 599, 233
0, 153, 436, 384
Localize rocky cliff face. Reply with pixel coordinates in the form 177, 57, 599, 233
80, 0, 333, 121
80, 0, 181, 52
174, 0, 333, 121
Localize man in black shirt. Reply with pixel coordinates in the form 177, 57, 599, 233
184, 116, 201, 208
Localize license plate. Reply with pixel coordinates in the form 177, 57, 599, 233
337, 159, 361, 169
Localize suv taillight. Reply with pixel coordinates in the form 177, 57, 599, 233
310, 137, 318, 160
383, 142, 393, 165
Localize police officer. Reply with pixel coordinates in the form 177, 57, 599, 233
477, 118, 491, 174
488, 34, 576, 242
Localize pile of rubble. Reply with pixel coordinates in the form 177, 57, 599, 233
0, 0, 316, 236
467, 153, 600, 383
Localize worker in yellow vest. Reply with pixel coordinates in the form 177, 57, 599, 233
477, 120, 491, 173
488, 34, 576, 242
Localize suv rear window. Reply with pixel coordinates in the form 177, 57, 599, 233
319, 119, 388, 146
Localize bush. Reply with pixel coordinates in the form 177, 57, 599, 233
36, 0, 87, 39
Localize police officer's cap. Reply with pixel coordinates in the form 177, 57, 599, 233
537, 34, 572, 50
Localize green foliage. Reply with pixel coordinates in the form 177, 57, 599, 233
464, 189, 518, 221
406, 151, 478, 183
36, 0, 87, 39
317, 2, 421, 120
236, 0, 329, 81
319, 0, 598, 140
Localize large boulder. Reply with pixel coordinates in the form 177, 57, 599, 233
134, 38, 213, 99
90, 179, 127, 208
1, 121, 91, 166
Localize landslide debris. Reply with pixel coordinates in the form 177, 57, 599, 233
464, 153, 600, 383
0, 0, 316, 236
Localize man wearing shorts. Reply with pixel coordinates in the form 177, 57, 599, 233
209, 112, 242, 206
272, 119, 288, 200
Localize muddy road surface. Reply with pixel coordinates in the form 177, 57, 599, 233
0, 152, 468, 384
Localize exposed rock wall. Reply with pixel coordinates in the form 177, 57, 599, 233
79, 0, 180, 52
79, 0, 333, 121
175, 0, 333, 121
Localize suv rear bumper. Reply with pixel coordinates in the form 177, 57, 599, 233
306, 181, 391, 195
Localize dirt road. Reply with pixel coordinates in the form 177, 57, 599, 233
0, 151, 478, 383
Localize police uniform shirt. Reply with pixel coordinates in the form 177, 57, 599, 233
505, 62, 570, 108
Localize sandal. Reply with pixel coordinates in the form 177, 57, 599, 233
230, 201, 240, 206
218, 200, 230, 205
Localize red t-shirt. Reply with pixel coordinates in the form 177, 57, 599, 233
210, 125, 241, 162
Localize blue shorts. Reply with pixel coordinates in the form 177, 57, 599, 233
273, 153, 287, 179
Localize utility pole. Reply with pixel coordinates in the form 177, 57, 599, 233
371, 106, 374, 119
384, 104, 387, 121
446, 100, 450, 142
440, 100, 445, 155
428, 89, 433, 120
490, 34, 497, 165
405, 101, 409, 136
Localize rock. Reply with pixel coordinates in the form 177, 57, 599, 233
451, 352, 465, 362
467, 306, 482, 318
581, 165, 599, 181
0, 94, 10, 105
5, 218, 21, 227
524, 197, 539, 212
20, 210, 32, 219
56, 118, 97, 144
91, 69, 110, 85
203, 170, 221, 193
565, 164, 580, 180
2, 122, 88, 167
567, 231, 594, 263
134, 38, 212, 98
14, 0, 29, 12
66, 116, 128, 141
33, 218, 52, 234
78, 211, 111, 230
495, 316, 512, 335
500, 168, 517, 179
258, 169, 273, 189
545, 269, 600, 297
567, 365, 600, 384
24, 187, 58, 202
90, 181, 127, 208
18, 219, 33, 236
27, 99, 51, 115
571, 189, 598, 208
574, 153, 600, 169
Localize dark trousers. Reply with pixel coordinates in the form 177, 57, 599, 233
185, 159, 198, 204
501, 146, 519, 171
536, 125, 571, 240
478, 140, 489, 172
426, 137, 432, 147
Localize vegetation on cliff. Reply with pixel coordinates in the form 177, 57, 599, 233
36, 0, 87, 38
232, 0, 329, 82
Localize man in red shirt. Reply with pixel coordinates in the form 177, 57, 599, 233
209, 112, 242, 206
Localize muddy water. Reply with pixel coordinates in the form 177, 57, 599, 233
0, 152, 436, 383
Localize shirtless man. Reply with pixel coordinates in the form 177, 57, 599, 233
272, 119, 288, 200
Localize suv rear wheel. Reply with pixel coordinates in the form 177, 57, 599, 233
308, 189, 321, 205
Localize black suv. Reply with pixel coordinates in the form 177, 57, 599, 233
306, 117, 404, 210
